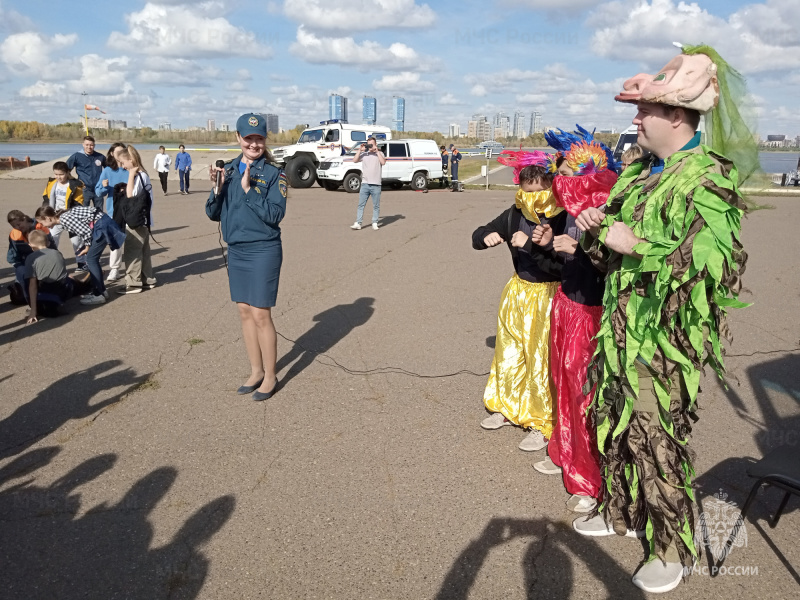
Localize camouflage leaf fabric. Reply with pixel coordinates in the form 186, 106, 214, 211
583, 145, 748, 566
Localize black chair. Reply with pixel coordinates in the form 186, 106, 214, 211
720, 445, 800, 563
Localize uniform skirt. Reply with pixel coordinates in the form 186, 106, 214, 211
227, 241, 282, 308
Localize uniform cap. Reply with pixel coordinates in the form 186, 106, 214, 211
236, 113, 267, 137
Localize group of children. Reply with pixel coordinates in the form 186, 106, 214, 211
6, 144, 156, 321
474, 128, 643, 513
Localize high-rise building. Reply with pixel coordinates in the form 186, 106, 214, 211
363, 96, 377, 125
207, 119, 215, 131
109, 120, 127, 129
266, 114, 279, 134
159, 122, 171, 131
329, 94, 348, 122
512, 112, 526, 138
392, 96, 405, 132
493, 112, 510, 139
220, 124, 230, 132
469, 114, 490, 140
449, 123, 461, 137
528, 111, 543, 135
87, 118, 110, 129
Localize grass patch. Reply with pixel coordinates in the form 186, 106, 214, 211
455, 157, 506, 181
131, 373, 161, 393
187, 337, 205, 347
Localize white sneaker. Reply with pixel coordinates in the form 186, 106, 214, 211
106, 269, 123, 282
350, 222, 362, 230
632, 559, 684, 593
480, 412, 511, 430
80, 294, 107, 305
572, 514, 645, 538
519, 429, 547, 452
533, 456, 562, 474
567, 494, 597, 513
372, 222, 379, 230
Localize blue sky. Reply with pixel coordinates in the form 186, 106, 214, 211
0, 0, 797, 137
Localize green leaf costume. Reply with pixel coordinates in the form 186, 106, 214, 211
583, 144, 748, 567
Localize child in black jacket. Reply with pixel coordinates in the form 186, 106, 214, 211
473, 163, 566, 453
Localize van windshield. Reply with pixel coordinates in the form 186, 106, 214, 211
298, 129, 324, 143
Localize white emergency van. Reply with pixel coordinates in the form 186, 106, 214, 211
271, 120, 392, 188
316, 138, 444, 192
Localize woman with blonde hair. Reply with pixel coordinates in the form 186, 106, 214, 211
113, 145, 156, 294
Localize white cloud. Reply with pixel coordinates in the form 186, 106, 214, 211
516, 93, 548, 104
589, 0, 800, 74
470, 84, 488, 96
289, 26, 431, 71
373, 72, 434, 92
0, 32, 79, 79
439, 93, 464, 105
283, 0, 435, 33
68, 55, 130, 94
507, 0, 597, 10
0, 1, 35, 33
108, 2, 272, 58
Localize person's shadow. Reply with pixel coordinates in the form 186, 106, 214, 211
694, 352, 800, 583
276, 297, 375, 387
0, 360, 149, 460
378, 214, 405, 228
435, 517, 646, 599
0, 448, 235, 599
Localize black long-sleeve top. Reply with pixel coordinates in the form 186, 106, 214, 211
558, 214, 605, 306
472, 206, 565, 283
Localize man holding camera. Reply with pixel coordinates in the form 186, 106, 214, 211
350, 137, 386, 231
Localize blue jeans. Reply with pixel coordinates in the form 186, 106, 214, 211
179, 169, 190, 192
357, 183, 381, 224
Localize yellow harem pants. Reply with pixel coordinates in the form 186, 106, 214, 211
483, 274, 559, 438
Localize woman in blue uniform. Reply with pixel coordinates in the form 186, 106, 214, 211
206, 113, 287, 401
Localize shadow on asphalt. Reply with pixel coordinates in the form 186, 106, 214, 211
378, 214, 405, 228
154, 247, 225, 285
276, 297, 375, 388
0, 447, 235, 598
0, 360, 150, 460
486, 335, 495, 349
434, 517, 646, 599
151, 225, 189, 236
694, 352, 800, 582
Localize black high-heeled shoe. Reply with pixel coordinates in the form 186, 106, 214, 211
252, 379, 279, 401
237, 378, 263, 395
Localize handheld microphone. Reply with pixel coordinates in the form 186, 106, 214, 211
215, 159, 225, 193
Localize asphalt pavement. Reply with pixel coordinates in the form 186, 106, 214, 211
1, 176, 798, 599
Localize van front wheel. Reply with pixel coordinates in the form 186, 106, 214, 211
285, 156, 316, 188
343, 172, 362, 193
411, 172, 428, 191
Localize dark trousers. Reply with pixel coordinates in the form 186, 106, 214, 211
86, 239, 108, 295
84, 189, 103, 211
451, 164, 459, 181
158, 171, 168, 193
179, 169, 190, 192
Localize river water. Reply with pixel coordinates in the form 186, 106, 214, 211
1, 143, 798, 173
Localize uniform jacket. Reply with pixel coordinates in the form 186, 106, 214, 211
205, 154, 287, 246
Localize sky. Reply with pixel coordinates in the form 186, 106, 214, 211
0, 0, 798, 137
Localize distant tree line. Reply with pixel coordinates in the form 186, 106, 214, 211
0, 119, 621, 150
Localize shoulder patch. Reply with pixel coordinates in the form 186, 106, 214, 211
279, 172, 287, 198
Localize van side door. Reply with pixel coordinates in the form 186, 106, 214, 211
384, 142, 410, 180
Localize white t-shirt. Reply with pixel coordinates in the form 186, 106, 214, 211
54, 182, 68, 211
153, 153, 171, 173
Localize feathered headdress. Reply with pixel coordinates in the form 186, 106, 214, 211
565, 141, 608, 175
545, 124, 620, 173
544, 124, 594, 153
496, 149, 556, 184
